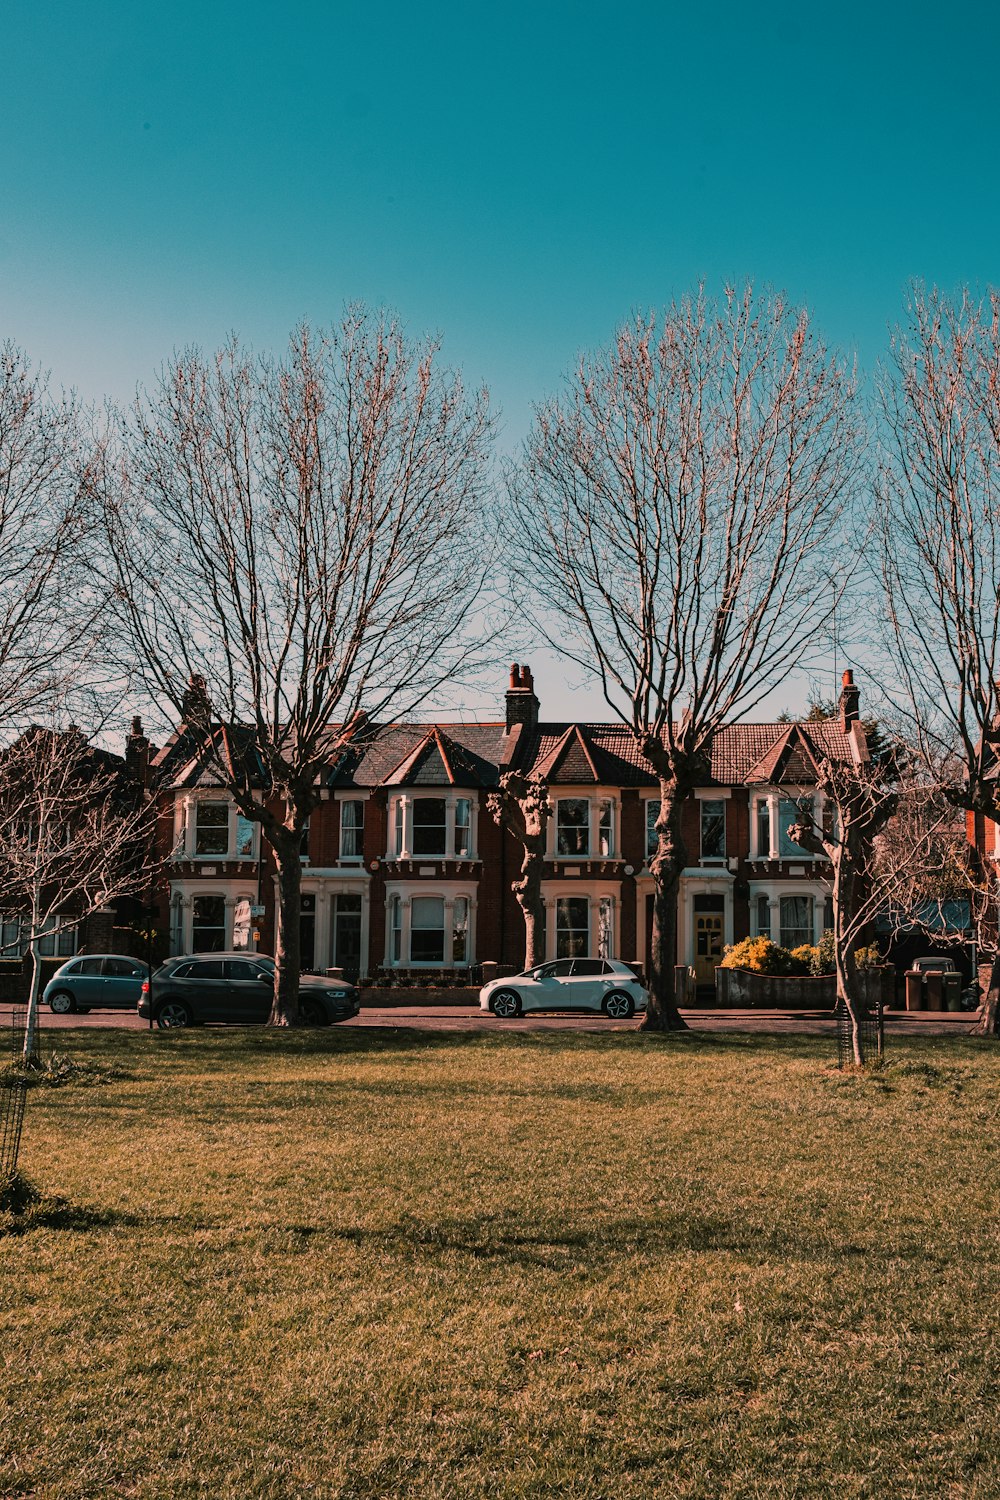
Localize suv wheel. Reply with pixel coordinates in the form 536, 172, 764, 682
299, 997, 328, 1027
156, 1000, 193, 1029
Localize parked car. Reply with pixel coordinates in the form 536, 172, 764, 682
137, 953, 361, 1028
480, 958, 649, 1018
44, 954, 150, 1013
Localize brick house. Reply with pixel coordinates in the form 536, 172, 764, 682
146, 667, 869, 984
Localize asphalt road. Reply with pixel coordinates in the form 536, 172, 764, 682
0, 1004, 982, 1037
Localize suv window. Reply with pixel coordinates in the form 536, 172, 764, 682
103, 957, 143, 977
226, 960, 269, 982
186, 960, 226, 981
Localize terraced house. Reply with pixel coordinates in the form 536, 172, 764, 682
147, 667, 870, 986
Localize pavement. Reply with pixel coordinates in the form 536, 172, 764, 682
0, 1004, 983, 1037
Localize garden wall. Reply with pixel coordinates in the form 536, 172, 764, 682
715, 966, 891, 1010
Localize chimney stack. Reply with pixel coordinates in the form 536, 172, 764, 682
505, 662, 539, 734
126, 714, 151, 783
839, 669, 860, 730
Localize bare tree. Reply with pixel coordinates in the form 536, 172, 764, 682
878, 285, 1000, 1035
790, 752, 967, 1063
508, 286, 860, 1028
0, 344, 91, 723
0, 725, 157, 1062
486, 772, 552, 968
93, 309, 496, 1024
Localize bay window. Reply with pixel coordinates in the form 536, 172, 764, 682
752, 895, 772, 939
385, 887, 476, 967
779, 895, 814, 950
413, 799, 447, 856
192, 894, 227, 951
779, 798, 811, 858
646, 800, 660, 860
235, 815, 256, 858
195, 802, 228, 856
756, 799, 772, 859
598, 800, 614, 856
556, 799, 589, 856
556, 896, 589, 958
410, 896, 445, 963
388, 794, 478, 860
455, 799, 472, 857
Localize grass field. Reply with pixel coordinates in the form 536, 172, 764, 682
2, 1027, 1000, 1499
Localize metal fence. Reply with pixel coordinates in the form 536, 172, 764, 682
1, 1008, 29, 1181
835, 997, 884, 1068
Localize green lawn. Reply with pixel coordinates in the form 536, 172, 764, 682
2, 1028, 1000, 1499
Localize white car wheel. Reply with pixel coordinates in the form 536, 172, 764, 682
48, 990, 75, 1015
603, 991, 635, 1020
490, 989, 522, 1019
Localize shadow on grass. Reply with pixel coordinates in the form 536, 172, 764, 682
320, 1208, 931, 1270
0, 1172, 143, 1237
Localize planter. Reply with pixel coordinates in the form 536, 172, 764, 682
715, 966, 891, 1011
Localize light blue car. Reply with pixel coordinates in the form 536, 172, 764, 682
43, 954, 150, 1014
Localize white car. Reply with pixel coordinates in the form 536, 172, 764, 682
480, 958, 648, 1019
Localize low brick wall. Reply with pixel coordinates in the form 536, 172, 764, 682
715, 967, 890, 1010
359, 986, 480, 1008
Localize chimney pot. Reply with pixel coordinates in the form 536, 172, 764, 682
509, 664, 520, 689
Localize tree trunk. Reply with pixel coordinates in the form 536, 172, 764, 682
642, 780, 689, 1032
513, 844, 545, 969
270, 835, 303, 1026
976, 952, 1000, 1036
22, 935, 42, 1066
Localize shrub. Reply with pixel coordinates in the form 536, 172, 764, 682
810, 930, 836, 976
788, 945, 816, 976
721, 937, 797, 975
854, 942, 882, 970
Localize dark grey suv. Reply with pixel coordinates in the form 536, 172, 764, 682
138, 953, 361, 1028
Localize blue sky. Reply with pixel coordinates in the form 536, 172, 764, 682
2, 1, 997, 719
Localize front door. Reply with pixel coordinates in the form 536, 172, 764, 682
332, 894, 362, 981
693, 910, 724, 985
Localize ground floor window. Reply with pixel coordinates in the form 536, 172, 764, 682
556, 897, 589, 959
37, 917, 78, 957
780, 895, 814, 950
752, 895, 772, 939
386, 891, 475, 968
192, 894, 227, 952
411, 896, 445, 963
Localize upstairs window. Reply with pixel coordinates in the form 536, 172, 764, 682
756, 799, 772, 859
412, 798, 447, 856
598, 800, 614, 857
646, 800, 660, 860
700, 800, 726, 861
235, 815, 255, 859
340, 800, 364, 859
454, 799, 472, 857
779, 798, 812, 858
556, 799, 590, 857
194, 803, 228, 856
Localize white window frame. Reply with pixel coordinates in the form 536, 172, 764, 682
168, 883, 260, 955
386, 793, 479, 860
383, 881, 478, 968
338, 798, 365, 862
549, 792, 620, 861
542, 882, 620, 960
751, 788, 821, 861
176, 793, 259, 862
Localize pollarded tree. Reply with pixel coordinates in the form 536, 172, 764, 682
93, 309, 496, 1024
486, 769, 552, 968
508, 285, 860, 1029
878, 285, 1000, 1035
